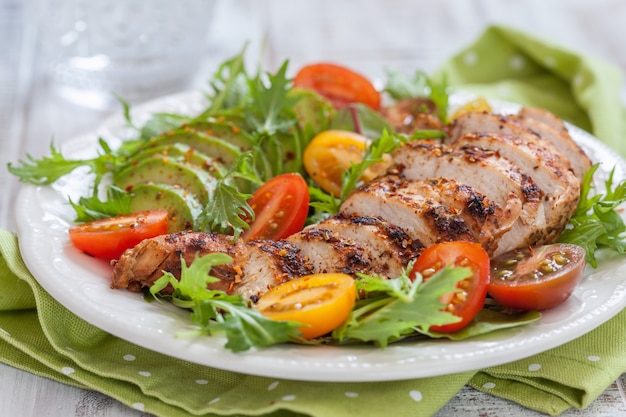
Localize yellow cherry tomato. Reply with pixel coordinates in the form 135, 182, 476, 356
303, 130, 390, 197
451, 97, 493, 120
255, 273, 357, 339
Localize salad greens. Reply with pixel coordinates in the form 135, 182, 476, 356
559, 164, 626, 267
150, 253, 538, 352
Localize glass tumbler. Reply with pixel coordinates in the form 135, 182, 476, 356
37, 0, 215, 108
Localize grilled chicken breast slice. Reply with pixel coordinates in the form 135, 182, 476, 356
454, 133, 579, 244
509, 112, 591, 179
392, 141, 546, 254
111, 231, 246, 294
340, 175, 510, 253
111, 231, 312, 302
234, 240, 313, 302
286, 227, 371, 275
308, 214, 424, 278
446, 111, 577, 175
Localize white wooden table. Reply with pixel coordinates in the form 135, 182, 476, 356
1, 0, 626, 415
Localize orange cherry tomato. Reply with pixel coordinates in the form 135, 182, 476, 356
488, 243, 586, 311
242, 173, 310, 242
255, 273, 357, 339
293, 63, 381, 110
410, 241, 490, 333
303, 130, 390, 197
451, 97, 492, 120
68, 210, 169, 260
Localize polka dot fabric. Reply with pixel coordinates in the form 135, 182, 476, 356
3, 24, 626, 417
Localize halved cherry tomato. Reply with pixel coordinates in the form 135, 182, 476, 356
488, 243, 586, 311
410, 241, 490, 333
293, 63, 381, 110
255, 273, 356, 339
303, 130, 391, 197
68, 210, 169, 260
242, 173, 310, 242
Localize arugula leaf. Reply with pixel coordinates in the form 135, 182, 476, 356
8, 139, 121, 187
195, 153, 261, 239
150, 253, 302, 352
69, 185, 132, 222
329, 103, 393, 139
333, 266, 469, 348
559, 164, 626, 267
383, 68, 430, 100
383, 68, 449, 123
203, 45, 250, 114
339, 130, 406, 202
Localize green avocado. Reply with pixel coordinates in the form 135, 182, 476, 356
113, 157, 216, 205
126, 143, 227, 179
141, 128, 242, 167
184, 118, 255, 152
128, 183, 203, 232
288, 87, 334, 136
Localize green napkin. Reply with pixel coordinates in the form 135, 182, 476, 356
2, 25, 626, 417
436, 25, 626, 158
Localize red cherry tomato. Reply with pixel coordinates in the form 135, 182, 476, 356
410, 241, 490, 333
242, 173, 310, 241
488, 243, 586, 311
293, 63, 381, 110
68, 210, 169, 260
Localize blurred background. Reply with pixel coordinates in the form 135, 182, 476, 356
2, 0, 626, 230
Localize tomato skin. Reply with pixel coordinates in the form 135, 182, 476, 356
255, 273, 357, 339
242, 173, 310, 242
293, 63, 381, 110
68, 210, 169, 260
410, 241, 490, 333
303, 130, 390, 197
488, 243, 586, 311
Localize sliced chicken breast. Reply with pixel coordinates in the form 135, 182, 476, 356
286, 227, 371, 275
454, 133, 580, 244
510, 111, 591, 179
340, 174, 509, 253
392, 141, 546, 254
310, 214, 424, 278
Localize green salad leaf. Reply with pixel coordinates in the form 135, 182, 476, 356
559, 163, 626, 267
150, 253, 302, 352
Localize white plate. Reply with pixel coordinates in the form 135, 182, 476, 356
15, 91, 626, 382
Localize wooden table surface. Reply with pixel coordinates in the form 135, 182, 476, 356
1, 0, 626, 415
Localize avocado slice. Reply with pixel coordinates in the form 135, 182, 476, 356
128, 183, 203, 232
126, 143, 227, 179
113, 157, 216, 205
142, 128, 242, 167
184, 118, 256, 152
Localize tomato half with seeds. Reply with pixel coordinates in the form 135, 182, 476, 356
488, 243, 586, 311
410, 241, 490, 333
303, 130, 391, 197
68, 210, 169, 260
242, 173, 310, 242
293, 63, 381, 110
255, 273, 356, 339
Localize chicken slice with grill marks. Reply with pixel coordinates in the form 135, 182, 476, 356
391, 141, 545, 254
111, 230, 313, 302
111, 231, 246, 294
509, 110, 591, 180
285, 227, 371, 275
234, 239, 313, 302
301, 214, 424, 278
446, 111, 578, 176
339, 174, 510, 253
452, 132, 580, 244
